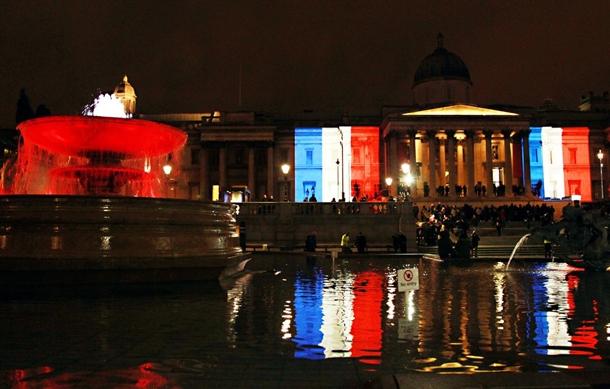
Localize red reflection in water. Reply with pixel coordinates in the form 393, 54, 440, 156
6, 364, 174, 389
351, 270, 384, 364
566, 272, 602, 363
8, 116, 186, 197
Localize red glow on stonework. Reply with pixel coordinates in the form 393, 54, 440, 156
561, 127, 592, 202
10, 116, 186, 197
350, 127, 380, 200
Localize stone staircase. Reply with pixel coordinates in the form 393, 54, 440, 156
417, 220, 574, 259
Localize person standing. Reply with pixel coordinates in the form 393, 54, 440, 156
437, 230, 455, 259
544, 238, 553, 259
471, 231, 480, 258
398, 231, 407, 253
341, 232, 351, 254
305, 231, 317, 252
355, 232, 367, 254
454, 233, 472, 259
305, 231, 317, 266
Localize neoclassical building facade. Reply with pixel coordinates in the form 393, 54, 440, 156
381, 104, 532, 199
134, 35, 610, 203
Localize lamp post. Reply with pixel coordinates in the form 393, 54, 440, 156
336, 158, 340, 200
386, 177, 393, 198
598, 149, 604, 200
337, 127, 345, 201
163, 163, 172, 198
281, 164, 290, 202
401, 163, 412, 196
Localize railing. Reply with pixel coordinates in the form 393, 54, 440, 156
236, 201, 404, 216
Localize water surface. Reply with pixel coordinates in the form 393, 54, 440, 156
1, 255, 608, 388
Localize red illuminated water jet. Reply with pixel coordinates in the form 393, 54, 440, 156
13, 116, 187, 196
0, 103, 247, 286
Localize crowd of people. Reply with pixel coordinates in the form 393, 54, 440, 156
413, 201, 557, 259
298, 199, 560, 260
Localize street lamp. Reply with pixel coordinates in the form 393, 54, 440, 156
163, 163, 172, 197
337, 127, 345, 201
281, 164, 290, 201
336, 158, 340, 199
386, 177, 393, 197
598, 149, 604, 200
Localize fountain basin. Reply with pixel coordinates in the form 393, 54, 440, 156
18, 116, 187, 158
0, 195, 250, 285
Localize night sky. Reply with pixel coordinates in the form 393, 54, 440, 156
2, 1, 609, 128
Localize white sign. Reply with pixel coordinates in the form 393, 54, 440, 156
397, 268, 419, 291
398, 318, 419, 340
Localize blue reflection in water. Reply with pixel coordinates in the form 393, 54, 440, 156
2, 258, 610, 389
293, 267, 325, 359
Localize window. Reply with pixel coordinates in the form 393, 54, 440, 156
569, 148, 577, 165
352, 148, 360, 164
209, 149, 219, 168
306, 149, 313, 165
234, 148, 244, 166
191, 148, 200, 166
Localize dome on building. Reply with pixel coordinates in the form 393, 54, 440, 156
114, 75, 136, 96
113, 75, 137, 116
413, 33, 472, 88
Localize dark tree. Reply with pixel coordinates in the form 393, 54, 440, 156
15, 88, 35, 126
35, 104, 51, 117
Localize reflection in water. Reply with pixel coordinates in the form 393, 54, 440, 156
2, 257, 610, 388
294, 267, 326, 359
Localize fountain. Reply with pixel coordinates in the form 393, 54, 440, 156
0, 92, 249, 287
527, 204, 610, 271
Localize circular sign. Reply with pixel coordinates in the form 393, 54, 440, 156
403, 269, 413, 282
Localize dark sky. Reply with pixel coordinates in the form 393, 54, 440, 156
2, 1, 609, 128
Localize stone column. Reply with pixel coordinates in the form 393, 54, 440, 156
439, 139, 446, 187
465, 130, 476, 195
219, 144, 227, 191
267, 143, 274, 198
502, 130, 513, 190
484, 130, 494, 194
388, 133, 398, 197
199, 146, 209, 200
446, 130, 456, 197
522, 130, 532, 194
426, 130, 437, 197
248, 147, 255, 200
457, 139, 464, 191
408, 130, 418, 195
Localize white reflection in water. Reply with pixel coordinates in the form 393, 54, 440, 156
222, 260, 609, 373
386, 272, 396, 321
320, 272, 354, 358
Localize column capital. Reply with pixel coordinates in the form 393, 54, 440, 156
483, 129, 494, 138
445, 130, 456, 138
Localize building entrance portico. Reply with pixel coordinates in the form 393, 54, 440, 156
381, 104, 532, 200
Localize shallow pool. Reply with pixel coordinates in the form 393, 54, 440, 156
1, 254, 608, 388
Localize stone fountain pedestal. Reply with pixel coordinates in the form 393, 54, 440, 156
0, 195, 250, 286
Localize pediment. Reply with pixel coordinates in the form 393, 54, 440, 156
403, 104, 518, 116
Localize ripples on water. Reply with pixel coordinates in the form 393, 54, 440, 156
1, 256, 609, 387
233, 257, 610, 373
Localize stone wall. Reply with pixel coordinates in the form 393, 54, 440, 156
234, 201, 416, 250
